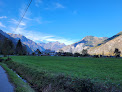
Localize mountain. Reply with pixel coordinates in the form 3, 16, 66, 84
0, 32, 7, 48
38, 41, 66, 51
88, 31, 122, 56
8, 33, 45, 52
0, 30, 18, 46
8, 33, 65, 52
0, 30, 33, 53
0, 33, 7, 41
58, 36, 108, 54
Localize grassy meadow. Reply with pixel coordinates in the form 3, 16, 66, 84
3, 56, 122, 91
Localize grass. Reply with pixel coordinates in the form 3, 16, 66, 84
6, 56, 122, 83
3, 56, 122, 92
0, 62, 35, 92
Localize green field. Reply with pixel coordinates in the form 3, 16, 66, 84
7, 56, 122, 84
3, 56, 122, 91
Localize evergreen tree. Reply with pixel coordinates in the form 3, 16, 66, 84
2, 38, 14, 57
35, 49, 41, 56
16, 39, 26, 55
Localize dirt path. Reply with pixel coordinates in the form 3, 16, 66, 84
0, 66, 14, 92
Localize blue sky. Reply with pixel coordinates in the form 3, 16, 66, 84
0, 0, 122, 45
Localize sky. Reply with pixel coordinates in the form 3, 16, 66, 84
0, 0, 122, 45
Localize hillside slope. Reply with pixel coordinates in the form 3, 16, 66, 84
88, 32, 122, 56
0, 33, 7, 41
0, 30, 33, 53
0, 30, 17, 45
58, 36, 107, 53
38, 41, 66, 51
8, 33, 45, 52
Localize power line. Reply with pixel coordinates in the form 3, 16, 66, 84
15, 0, 32, 31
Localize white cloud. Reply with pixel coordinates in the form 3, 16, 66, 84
34, 17, 52, 24
0, 22, 6, 28
35, 0, 43, 7
26, 32, 75, 45
10, 19, 26, 26
8, 17, 73, 45
19, 5, 51, 24
6, 3, 73, 45
10, 26, 74, 45
45, 37, 75, 45
55, 3, 65, 9
0, 16, 7, 19
34, 17, 43, 24
45, 2, 65, 10
10, 26, 25, 34
19, 4, 32, 20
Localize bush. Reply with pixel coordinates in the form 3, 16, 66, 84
74, 53, 81, 57
93, 55, 99, 58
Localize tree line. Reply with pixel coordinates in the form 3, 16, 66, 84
58, 48, 121, 58
0, 38, 27, 57
57, 49, 89, 57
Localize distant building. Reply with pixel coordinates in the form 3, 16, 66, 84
32, 49, 56, 56
42, 49, 56, 56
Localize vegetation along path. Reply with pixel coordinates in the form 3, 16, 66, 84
0, 66, 14, 92
4, 56, 122, 92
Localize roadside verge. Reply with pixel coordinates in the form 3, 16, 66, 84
0, 63, 35, 92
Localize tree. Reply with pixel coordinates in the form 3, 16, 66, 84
35, 49, 41, 56
65, 52, 73, 56
32, 52, 35, 56
74, 52, 80, 57
57, 49, 64, 56
38, 50, 42, 55
16, 39, 26, 55
82, 49, 88, 56
0, 40, 2, 54
2, 38, 14, 58
114, 48, 121, 58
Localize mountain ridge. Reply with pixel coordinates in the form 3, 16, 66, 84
8, 33, 45, 52
38, 41, 66, 51
88, 31, 122, 56
8, 33, 66, 52
58, 36, 108, 53
0, 30, 33, 53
